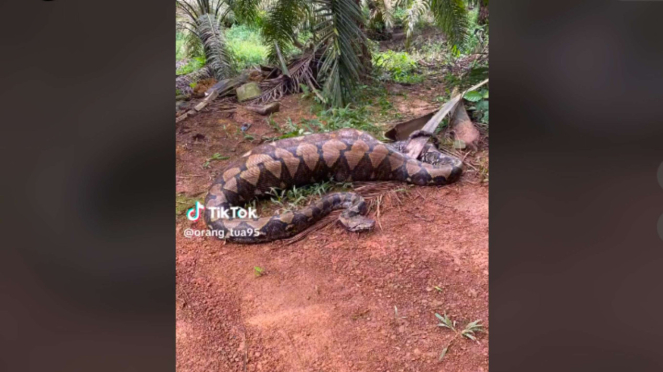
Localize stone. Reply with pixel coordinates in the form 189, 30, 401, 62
236, 82, 262, 102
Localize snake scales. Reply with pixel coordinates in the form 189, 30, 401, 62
204, 128, 463, 243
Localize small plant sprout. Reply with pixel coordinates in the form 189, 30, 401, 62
202, 153, 229, 169
434, 312, 484, 361
254, 266, 264, 277
435, 313, 457, 331
460, 319, 483, 341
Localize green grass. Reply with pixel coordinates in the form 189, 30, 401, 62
266, 179, 353, 214
202, 153, 229, 169
226, 24, 268, 70
176, 25, 269, 73
175, 193, 197, 216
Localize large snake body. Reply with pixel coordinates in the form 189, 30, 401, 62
204, 128, 463, 243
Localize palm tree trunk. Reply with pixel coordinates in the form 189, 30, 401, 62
478, 1, 489, 25
356, 0, 372, 74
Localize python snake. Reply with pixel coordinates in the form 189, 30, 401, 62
204, 128, 463, 243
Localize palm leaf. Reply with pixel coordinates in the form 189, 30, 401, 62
313, 0, 367, 107
261, 0, 307, 64
197, 13, 234, 79
429, 0, 469, 48
402, 0, 429, 47
229, 0, 260, 23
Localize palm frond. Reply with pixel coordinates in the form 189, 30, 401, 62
229, 0, 260, 23
197, 13, 234, 79
370, 0, 394, 31
261, 0, 306, 64
402, 0, 429, 47
429, 0, 469, 48
255, 52, 320, 103
313, 0, 367, 107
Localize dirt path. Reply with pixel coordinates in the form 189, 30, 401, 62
176, 88, 488, 372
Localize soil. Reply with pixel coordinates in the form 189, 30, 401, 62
176, 84, 489, 372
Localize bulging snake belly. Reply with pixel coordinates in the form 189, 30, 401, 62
204, 128, 463, 243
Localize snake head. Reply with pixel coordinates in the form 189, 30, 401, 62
338, 213, 375, 233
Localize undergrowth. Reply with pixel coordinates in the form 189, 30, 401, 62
225, 24, 268, 70
265, 179, 353, 214
373, 50, 424, 84
176, 56, 205, 76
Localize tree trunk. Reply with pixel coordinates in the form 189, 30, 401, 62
478, 1, 489, 25
356, 0, 372, 74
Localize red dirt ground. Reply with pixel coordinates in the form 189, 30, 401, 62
176, 86, 489, 372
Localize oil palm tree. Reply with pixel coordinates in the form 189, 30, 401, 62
177, 0, 477, 106
176, 0, 238, 79
397, 0, 471, 48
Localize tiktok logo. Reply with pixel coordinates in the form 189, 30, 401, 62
187, 201, 205, 221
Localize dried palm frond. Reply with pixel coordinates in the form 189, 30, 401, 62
253, 52, 321, 104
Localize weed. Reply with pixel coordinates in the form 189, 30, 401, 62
254, 266, 265, 277
225, 24, 268, 70
435, 312, 484, 361
202, 153, 229, 169
175, 193, 198, 216
314, 105, 382, 137
265, 179, 352, 213
372, 50, 423, 84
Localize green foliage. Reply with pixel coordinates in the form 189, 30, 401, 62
266, 179, 353, 213
463, 90, 482, 102
465, 87, 489, 124
430, 0, 469, 47
364, 0, 395, 36
435, 312, 457, 330
226, 24, 268, 69
400, 0, 429, 47
394, 0, 470, 49
254, 266, 264, 277
175, 193, 198, 216
197, 13, 235, 79
460, 319, 483, 341
231, 0, 261, 24
315, 0, 369, 107
316, 105, 381, 136
176, 1, 235, 78
372, 50, 423, 84
461, 6, 488, 54
260, 0, 305, 64
177, 56, 206, 76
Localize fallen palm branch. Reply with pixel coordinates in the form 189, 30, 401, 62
384, 78, 488, 159
252, 51, 323, 104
